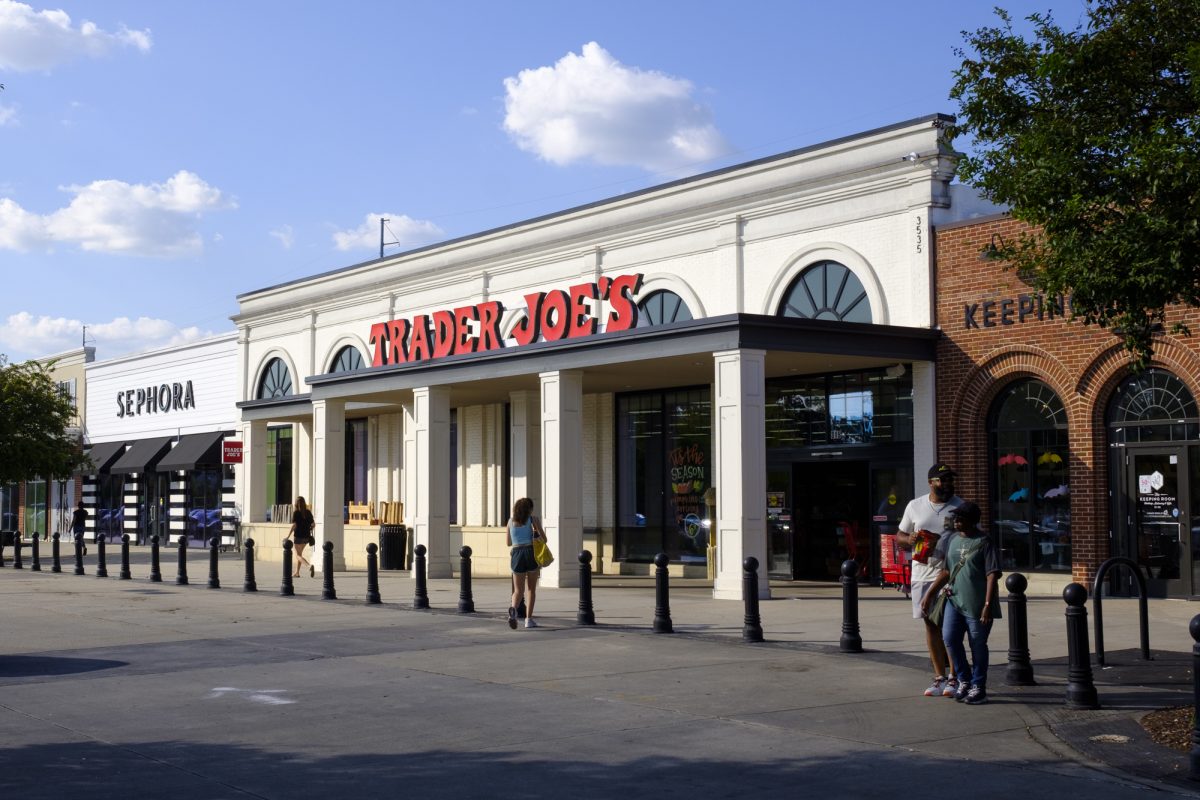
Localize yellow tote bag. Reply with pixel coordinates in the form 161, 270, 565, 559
532, 537, 554, 568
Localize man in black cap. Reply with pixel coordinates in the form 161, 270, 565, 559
897, 463, 962, 698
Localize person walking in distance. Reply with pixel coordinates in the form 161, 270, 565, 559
506, 497, 546, 629
286, 497, 316, 578
897, 464, 963, 698
71, 499, 88, 555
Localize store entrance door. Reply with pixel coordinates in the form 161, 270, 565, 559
1119, 446, 1191, 596
791, 459, 870, 580
142, 473, 170, 545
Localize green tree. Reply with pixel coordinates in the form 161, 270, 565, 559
0, 355, 88, 484
950, 0, 1200, 365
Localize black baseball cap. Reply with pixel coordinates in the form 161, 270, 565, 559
928, 463, 956, 481
951, 501, 982, 529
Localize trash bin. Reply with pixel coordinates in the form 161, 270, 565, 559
379, 524, 407, 570
0, 530, 16, 547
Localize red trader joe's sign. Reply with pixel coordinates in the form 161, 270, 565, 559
368, 274, 644, 367
221, 440, 244, 464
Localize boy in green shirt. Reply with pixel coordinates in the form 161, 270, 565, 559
920, 501, 1002, 705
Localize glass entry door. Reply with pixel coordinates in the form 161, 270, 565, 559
1126, 447, 1190, 596
142, 473, 170, 545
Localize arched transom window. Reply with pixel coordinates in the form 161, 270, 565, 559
777, 260, 871, 323
330, 345, 365, 374
636, 290, 694, 328
1107, 368, 1199, 443
257, 358, 293, 399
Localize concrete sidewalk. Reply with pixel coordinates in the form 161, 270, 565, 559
1, 553, 1196, 796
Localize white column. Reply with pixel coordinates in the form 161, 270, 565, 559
312, 399, 346, 571
713, 349, 769, 600
410, 386, 452, 578
240, 419, 268, 523
296, 419, 314, 505
540, 370, 583, 588
509, 390, 541, 511
911, 361, 937, 500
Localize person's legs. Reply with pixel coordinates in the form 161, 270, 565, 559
912, 582, 949, 678
964, 614, 993, 688
511, 571, 525, 611
526, 570, 538, 622
293, 542, 307, 576
941, 602, 970, 685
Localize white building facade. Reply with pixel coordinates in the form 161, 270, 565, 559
233, 116, 990, 598
83, 334, 239, 546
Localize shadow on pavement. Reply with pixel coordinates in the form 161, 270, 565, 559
0, 655, 127, 678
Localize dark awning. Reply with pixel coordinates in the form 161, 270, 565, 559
109, 436, 175, 475
81, 440, 128, 474
156, 431, 227, 472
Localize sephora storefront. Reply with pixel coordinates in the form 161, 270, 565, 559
234, 115, 996, 599
84, 334, 239, 546
937, 214, 1200, 597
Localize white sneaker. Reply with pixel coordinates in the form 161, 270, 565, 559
524, 618, 538, 629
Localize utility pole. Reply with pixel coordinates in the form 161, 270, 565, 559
379, 217, 399, 259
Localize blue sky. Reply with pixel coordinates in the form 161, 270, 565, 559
0, 0, 1091, 362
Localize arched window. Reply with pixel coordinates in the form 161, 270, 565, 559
1107, 368, 1199, 443
257, 358, 293, 399
777, 261, 871, 323
636, 290, 694, 328
330, 345, 365, 374
989, 379, 1069, 573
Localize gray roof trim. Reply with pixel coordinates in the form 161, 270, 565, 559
238, 114, 955, 301
236, 393, 313, 414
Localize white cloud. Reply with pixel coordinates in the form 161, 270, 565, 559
332, 212, 444, 253
0, 0, 152, 71
0, 312, 218, 361
270, 224, 294, 249
502, 42, 730, 175
0, 102, 16, 125
0, 170, 235, 257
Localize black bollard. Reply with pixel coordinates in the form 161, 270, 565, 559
31, 534, 41, 572
1064, 583, 1099, 709
1189, 615, 1200, 779
1005, 573, 1035, 685
413, 543, 429, 609
119, 534, 131, 580
243, 538, 257, 592
95, 534, 108, 578
51, 533, 61, 573
175, 536, 188, 585
281, 539, 295, 596
74, 534, 84, 575
840, 559, 863, 653
742, 556, 764, 643
365, 543, 381, 604
653, 552, 673, 633
208, 536, 221, 589
322, 541, 337, 600
12, 534, 23, 569
577, 550, 596, 625
149, 534, 162, 582
457, 546, 474, 613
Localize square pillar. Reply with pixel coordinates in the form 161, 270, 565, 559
911, 361, 937, 500
713, 349, 769, 600
240, 419, 268, 523
296, 419, 314, 504
540, 370, 583, 588
312, 399, 346, 571
409, 387, 452, 578
509, 390, 541, 512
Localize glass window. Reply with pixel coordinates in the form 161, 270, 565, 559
0, 484, 17, 530
1107, 368, 1200, 443
344, 418, 368, 508
187, 468, 224, 545
257, 358, 293, 399
616, 388, 711, 563
450, 409, 458, 526
266, 426, 293, 507
989, 379, 1070, 573
636, 291, 694, 327
777, 261, 872, 323
24, 479, 46, 537
766, 367, 912, 449
331, 346, 365, 374
96, 474, 125, 541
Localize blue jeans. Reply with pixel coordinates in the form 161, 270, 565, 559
942, 600, 992, 687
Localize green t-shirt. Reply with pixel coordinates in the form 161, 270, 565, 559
934, 531, 1002, 620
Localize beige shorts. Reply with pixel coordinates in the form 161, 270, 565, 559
911, 581, 935, 620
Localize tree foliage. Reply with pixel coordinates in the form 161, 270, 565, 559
950, 0, 1200, 366
0, 355, 88, 484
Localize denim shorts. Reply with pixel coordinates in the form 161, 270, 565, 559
511, 545, 539, 573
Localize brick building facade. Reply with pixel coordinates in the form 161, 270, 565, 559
935, 213, 1200, 597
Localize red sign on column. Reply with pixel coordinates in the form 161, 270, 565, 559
222, 440, 244, 464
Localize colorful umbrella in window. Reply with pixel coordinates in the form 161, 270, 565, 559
998, 454, 1029, 466
1038, 452, 1064, 467
1044, 484, 1069, 498
1008, 487, 1030, 501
